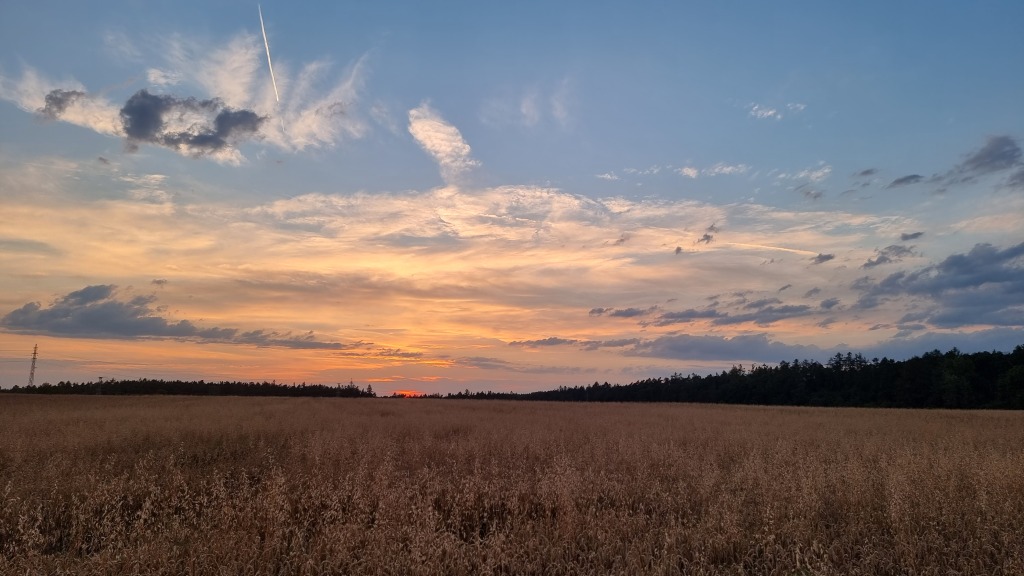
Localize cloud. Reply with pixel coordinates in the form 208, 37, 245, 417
0, 284, 357, 349
863, 244, 916, 268
608, 307, 656, 318
1008, 167, 1024, 189
820, 298, 840, 309
2, 32, 369, 159
748, 103, 781, 120
803, 287, 822, 298
0, 68, 122, 136
886, 174, 924, 188
508, 337, 580, 347
119, 89, 265, 163
778, 164, 832, 184
744, 298, 782, 309
778, 284, 792, 292
852, 242, 1024, 327
856, 168, 878, 177
711, 304, 813, 326
0, 237, 61, 256
38, 89, 86, 120
676, 163, 749, 178
652, 308, 724, 326
408, 103, 480, 183
901, 231, 924, 241
959, 135, 1022, 176
810, 253, 835, 264
596, 172, 620, 181
696, 233, 714, 245
630, 333, 825, 363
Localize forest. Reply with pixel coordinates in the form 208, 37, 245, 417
6, 345, 1024, 409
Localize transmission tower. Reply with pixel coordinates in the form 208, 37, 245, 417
28, 344, 37, 387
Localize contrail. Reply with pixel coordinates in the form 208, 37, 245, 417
258, 4, 280, 103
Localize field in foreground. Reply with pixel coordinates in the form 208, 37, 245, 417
1, 396, 1022, 575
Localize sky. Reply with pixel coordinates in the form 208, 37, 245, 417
1, 1, 1022, 395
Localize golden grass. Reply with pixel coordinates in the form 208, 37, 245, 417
1, 395, 1022, 575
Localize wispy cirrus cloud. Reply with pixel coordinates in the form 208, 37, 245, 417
0, 30, 369, 163
408, 102, 480, 184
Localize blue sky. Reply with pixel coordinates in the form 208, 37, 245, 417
1, 1, 1022, 393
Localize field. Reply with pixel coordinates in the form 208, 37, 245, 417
1, 396, 1023, 575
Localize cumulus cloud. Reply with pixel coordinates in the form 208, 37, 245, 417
0, 68, 123, 136
652, 308, 724, 326
508, 337, 580, 347
886, 174, 924, 188
863, 244, 916, 268
1, 31, 368, 162
630, 333, 825, 363
711, 304, 813, 326
408, 103, 480, 184
38, 89, 86, 119
959, 135, 1022, 176
119, 89, 264, 163
852, 242, 1024, 327
1, 285, 357, 349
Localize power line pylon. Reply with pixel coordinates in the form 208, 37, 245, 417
28, 344, 37, 387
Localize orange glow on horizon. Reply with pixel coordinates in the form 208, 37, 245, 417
389, 389, 427, 397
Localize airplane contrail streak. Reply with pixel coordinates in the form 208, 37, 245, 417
258, 4, 280, 103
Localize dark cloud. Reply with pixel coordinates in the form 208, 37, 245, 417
674, 246, 684, 255
696, 233, 714, 245
508, 337, 580, 347
97, 156, 110, 165
0, 237, 61, 256
900, 231, 924, 241
855, 168, 877, 177
803, 287, 821, 298
852, 242, 1024, 326
778, 284, 792, 292
1008, 168, 1024, 189
798, 185, 823, 200
37, 89, 85, 119
959, 135, 1021, 176
810, 253, 834, 265
588, 307, 610, 316
863, 244, 916, 269
886, 174, 923, 188
817, 317, 837, 328
629, 333, 827, 363
706, 223, 720, 233
652, 308, 723, 326
580, 338, 642, 351
119, 89, 265, 158
1, 284, 356, 349
151, 278, 168, 287
608, 307, 656, 318
744, 298, 781, 310
820, 298, 840, 310
711, 305, 813, 326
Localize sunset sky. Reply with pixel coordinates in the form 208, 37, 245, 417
2, 1, 1022, 394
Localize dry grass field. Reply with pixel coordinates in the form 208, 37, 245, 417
1, 395, 1022, 575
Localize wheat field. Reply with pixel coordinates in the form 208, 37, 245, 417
1, 395, 1022, 575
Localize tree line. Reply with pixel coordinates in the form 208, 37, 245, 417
439, 346, 1024, 409
5, 378, 376, 398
